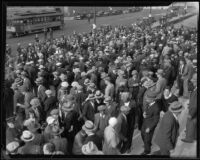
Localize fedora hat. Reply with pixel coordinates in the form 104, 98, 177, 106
82, 141, 103, 155
103, 96, 112, 104
50, 109, 59, 116
169, 101, 184, 113
82, 120, 96, 133
45, 89, 52, 96
62, 102, 74, 112
156, 69, 164, 76
131, 70, 138, 75
88, 83, 96, 90
59, 73, 68, 80
6, 116, 16, 123
6, 141, 20, 153
84, 78, 91, 86
97, 105, 107, 111
71, 81, 79, 88
50, 126, 64, 136
61, 81, 69, 88
30, 98, 41, 107
21, 71, 29, 77
87, 94, 96, 100
143, 79, 155, 88
101, 72, 108, 79
46, 116, 56, 125
35, 77, 44, 84
27, 121, 41, 133
146, 92, 157, 101
21, 130, 35, 142
95, 90, 104, 99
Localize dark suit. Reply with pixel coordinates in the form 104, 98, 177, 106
141, 101, 160, 153
82, 101, 95, 122
185, 88, 197, 141
17, 142, 42, 154
50, 137, 68, 154
155, 111, 180, 155
6, 127, 21, 145
94, 113, 109, 138
105, 102, 119, 118
115, 112, 128, 152
44, 96, 58, 117
83, 134, 102, 150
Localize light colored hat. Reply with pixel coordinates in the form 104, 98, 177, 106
21, 130, 35, 142
104, 96, 112, 104
35, 77, 44, 84
6, 141, 20, 153
71, 81, 79, 88
82, 120, 96, 133
30, 98, 41, 106
156, 69, 164, 76
61, 81, 69, 88
74, 68, 81, 73
62, 101, 74, 112
109, 117, 118, 127
82, 141, 103, 155
81, 72, 87, 77
50, 109, 59, 116
45, 90, 52, 95
39, 65, 45, 69
95, 90, 104, 99
56, 62, 62, 66
169, 101, 184, 113
97, 105, 106, 111
46, 116, 56, 125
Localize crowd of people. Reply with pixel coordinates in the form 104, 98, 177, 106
3, 15, 197, 156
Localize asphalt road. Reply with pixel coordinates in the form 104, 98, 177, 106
6, 8, 168, 56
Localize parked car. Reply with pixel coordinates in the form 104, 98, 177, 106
123, 10, 129, 14
103, 11, 110, 16
96, 11, 104, 17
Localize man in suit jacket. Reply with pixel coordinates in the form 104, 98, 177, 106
182, 56, 195, 98
82, 120, 103, 150
104, 77, 115, 100
82, 94, 96, 122
35, 77, 47, 105
115, 105, 130, 153
182, 73, 197, 143
94, 105, 109, 139
44, 90, 58, 117
21, 71, 33, 93
141, 93, 160, 155
104, 96, 119, 118
154, 101, 183, 156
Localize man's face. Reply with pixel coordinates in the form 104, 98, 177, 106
164, 89, 170, 97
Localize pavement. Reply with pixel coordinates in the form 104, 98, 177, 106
124, 97, 197, 157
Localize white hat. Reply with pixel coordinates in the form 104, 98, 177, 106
46, 116, 56, 125
45, 90, 52, 95
71, 81, 79, 87
109, 117, 118, 127
21, 130, 35, 142
61, 82, 69, 88
73, 68, 80, 73
39, 65, 45, 69
6, 141, 20, 153
56, 62, 62, 66
38, 59, 43, 62
29, 61, 34, 64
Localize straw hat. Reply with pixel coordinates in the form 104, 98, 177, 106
97, 105, 106, 111
82, 141, 103, 155
82, 120, 96, 133
46, 116, 56, 125
61, 81, 69, 88
71, 81, 79, 88
95, 90, 104, 99
45, 90, 52, 96
21, 130, 35, 142
6, 141, 20, 153
35, 77, 44, 84
62, 101, 74, 112
169, 101, 184, 113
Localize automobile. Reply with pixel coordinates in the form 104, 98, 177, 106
96, 11, 104, 17
103, 11, 110, 16
74, 14, 86, 20
123, 10, 129, 14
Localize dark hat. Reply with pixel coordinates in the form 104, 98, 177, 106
97, 105, 107, 111
95, 90, 104, 99
50, 109, 59, 116
169, 101, 184, 113
146, 92, 157, 101
82, 120, 96, 133
35, 77, 44, 84
27, 121, 41, 133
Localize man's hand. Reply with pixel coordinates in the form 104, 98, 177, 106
145, 128, 150, 133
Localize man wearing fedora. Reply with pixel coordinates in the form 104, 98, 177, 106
94, 105, 109, 139
44, 90, 58, 117
94, 90, 104, 112
82, 94, 96, 122
18, 130, 42, 154
21, 71, 33, 94
104, 77, 115, 100
140, 93, 160, 155
35, 77, 47, 105
115, 105, 130, 153
83, 121, 102, 150
49, 126, 68, 154
60, 101, 79, 154
154, 101, 183, 156
104, 96, 119, 118
182, 73, 197, 143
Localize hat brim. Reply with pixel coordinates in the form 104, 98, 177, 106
82, 125, 96, 133
169, 106, 184, 113
95, 94, 104, 99
21, 134, 35, 142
